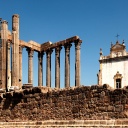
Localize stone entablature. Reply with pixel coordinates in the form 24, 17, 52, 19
16, 36, 81, 52
0, 14, 82, 91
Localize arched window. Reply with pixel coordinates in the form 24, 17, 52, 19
114, 71, 123, 89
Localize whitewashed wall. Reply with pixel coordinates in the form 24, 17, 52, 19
102, 59, 128, 88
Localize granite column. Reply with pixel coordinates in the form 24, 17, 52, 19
0, 20, 8, 89
7, 40, 11, 90
11, 14, 19, 87
38, 52, 44, 87
27, 49, 34, 84
46, 49, 53, 87
19, 46, 23, 88
64, 43, 72, 88
74, 40, 82, 86
55, 46, 62, 89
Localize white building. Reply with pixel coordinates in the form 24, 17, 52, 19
97, 40, 128, 89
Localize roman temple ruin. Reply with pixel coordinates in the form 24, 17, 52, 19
0, 14, 82, 91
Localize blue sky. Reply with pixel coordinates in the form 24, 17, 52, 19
1, 0, 128, 88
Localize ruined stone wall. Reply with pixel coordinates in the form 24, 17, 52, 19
0, 85, 128, 122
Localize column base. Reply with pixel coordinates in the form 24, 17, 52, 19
22, 83, 33, 89
0, 88, 6, 93
9, 86, 20, 91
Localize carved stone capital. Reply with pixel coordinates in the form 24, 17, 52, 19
12, 14, 19, 24
74, 39, 82, 50
64, 43, 72, 52
46, 49, 53, 58
19, 46, 23, 54
55, 46, 62, 55
38, 52, 43, 57
38, 52, 44, 60
1, 20, 8, 25
27, 48, 34, 57
12, 27, 16, 31
7, 39, 11, 49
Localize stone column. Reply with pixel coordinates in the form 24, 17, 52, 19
7, 40, 11, 91
38, 52, 44, 87
46, 49, 53, 87
55, 46, 62, 89
11, 14, 19, 87
19, 46, 23, 88
64, 43, 72, 88
27, 48, 34, 84
74, 40, 82, 86
0, 20, 8, 90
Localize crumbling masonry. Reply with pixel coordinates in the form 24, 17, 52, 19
1, 14, 128, 128
0, 14, 82, 91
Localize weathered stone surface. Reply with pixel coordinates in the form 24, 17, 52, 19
22, 84, 33, 89
9, 86, 20, 91
0, 85, 128, 122
0, 89, 5, 93
1, 14, 82, 93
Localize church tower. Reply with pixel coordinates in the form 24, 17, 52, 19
97, 40, 128, 89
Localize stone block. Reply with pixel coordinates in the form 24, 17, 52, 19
113, 89, 123, 95
72, 106, 79, 114
122, 120, 128, 125
78, 93, 85, 99
100, 120, 107, 125
13, 91, 23, 98
90, 85, 98, 90
9, 86, 20, 91
107, 105, 115, 112
115, 105, 123, 112
5, 92, 13, 98
0, 89, 5, 93
71, 95, 78, 100
23, 89, 32, 95
22, 83, 33, 89
103, 84, 110, 89
32, 108, 37, 114
99, 106, 107, 112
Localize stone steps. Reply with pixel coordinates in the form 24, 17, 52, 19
0, 120, 128, 128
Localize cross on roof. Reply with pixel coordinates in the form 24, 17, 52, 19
116, 34, 120, 41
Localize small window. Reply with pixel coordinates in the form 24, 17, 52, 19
116, 79, 121, 88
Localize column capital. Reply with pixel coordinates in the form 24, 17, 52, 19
38, 52, 44, 58
27, 48, 34, 57
7, 39, 11, 49
74, 39, 82, 50
55, 46, 62, 54
46, 49, 53, 57
64, 43, 72, 52
19, 46, 23, 54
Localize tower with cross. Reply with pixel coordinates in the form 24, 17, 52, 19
97, 38, 128, 89
116, 34, 120, 41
